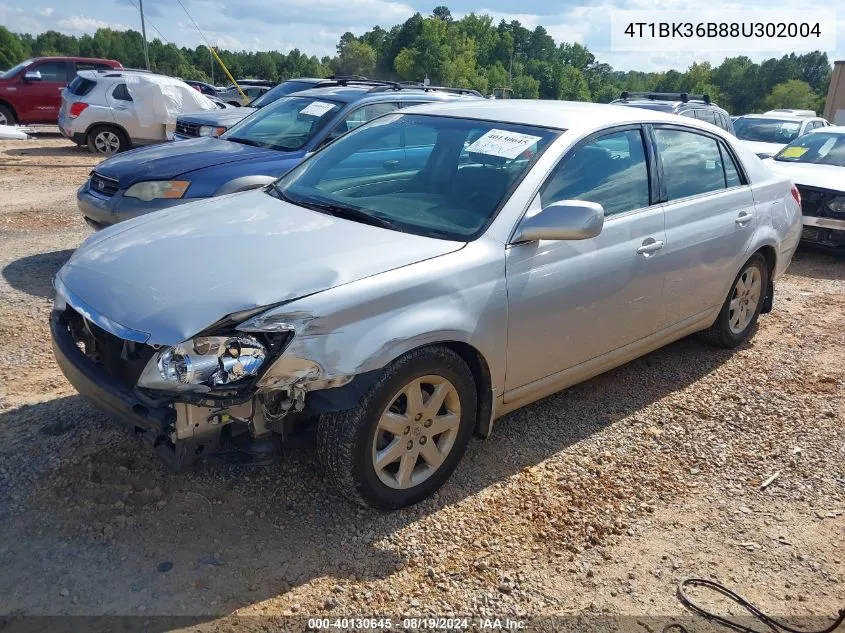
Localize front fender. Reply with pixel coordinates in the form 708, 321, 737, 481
257, 238, 508, 407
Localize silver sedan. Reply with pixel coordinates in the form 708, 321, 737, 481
51, 100, 802, 509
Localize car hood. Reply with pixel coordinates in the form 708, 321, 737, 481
740, 140, 786, 157
94, 137, 282, 184
177, 107, 254, 127
763, 159, 845, 191
57, 190, 464, 345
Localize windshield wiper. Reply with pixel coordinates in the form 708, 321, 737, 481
301, 199, 400, 231
226, 136, 262, 148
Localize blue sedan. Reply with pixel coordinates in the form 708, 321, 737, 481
77, 84, 480, 229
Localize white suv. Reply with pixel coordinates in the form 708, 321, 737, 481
58, 70, 226, 154
733, 112, 830, 158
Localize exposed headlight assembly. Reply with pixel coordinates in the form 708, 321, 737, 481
139, 335, 267, 391
826, 197, 845, 214
124, 180, 190, 201
198, 125, 226, 137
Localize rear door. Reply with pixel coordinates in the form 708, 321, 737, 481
18, 60, 71, 122
652, 125, 757, 326
106, 82, 158, 143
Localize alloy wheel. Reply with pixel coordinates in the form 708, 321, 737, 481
371, 375, 461, 490
728, 266, 762, 334
94, 131, 121, 154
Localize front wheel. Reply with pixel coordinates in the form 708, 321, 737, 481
0, 103, 15, 127
700, 253, 769, 348
318, 346, 477, 509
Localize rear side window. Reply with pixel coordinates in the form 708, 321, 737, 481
32, 61, 70, 82
67, 75, 96, 96
719, 143, 742, 187
694, 109, 717, 125
112, 83, 132, 102
655, 128, 734, 200
540, 128, 651, 216
76, 62, 114, 71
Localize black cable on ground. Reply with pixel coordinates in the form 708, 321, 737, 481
667, 577, 845, 633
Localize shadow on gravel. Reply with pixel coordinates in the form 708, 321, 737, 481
0, 334, 738, 625
3, 144, 88, 158
787, 245, 845, 282
2, 249, 74, 299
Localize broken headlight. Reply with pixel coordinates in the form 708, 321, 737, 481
138, 335, 267, 390
827, 197, 845, 214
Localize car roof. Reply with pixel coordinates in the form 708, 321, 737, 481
738, 113, 820, 121
403, 99, 723, 132
289, 85, 480, 104
809, 125, 845, 134
31, 56, 120, 64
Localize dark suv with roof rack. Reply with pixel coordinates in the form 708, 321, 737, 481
612, 92, 735, 135
77, 80, 482, 229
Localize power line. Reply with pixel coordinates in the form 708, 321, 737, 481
173, 0, 215, 51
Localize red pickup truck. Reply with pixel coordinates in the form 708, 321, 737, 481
0, 56, 123, 126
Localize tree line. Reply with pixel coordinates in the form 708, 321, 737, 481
0, 6, 832, 115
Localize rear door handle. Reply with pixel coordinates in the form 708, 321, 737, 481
735, 212, 753, 226
637, 239, 664, 255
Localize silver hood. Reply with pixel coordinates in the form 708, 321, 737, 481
58, 190, 464, 345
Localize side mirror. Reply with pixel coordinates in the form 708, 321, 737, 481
511, 200, 604, 243
24, 70, 42, 82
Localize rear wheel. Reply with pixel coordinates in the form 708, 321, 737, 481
87, 125, 128, 155
318, 346, 476, 509
0, 103, 16, 127
700, 253, 769, 348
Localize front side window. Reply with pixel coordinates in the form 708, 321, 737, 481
540, 129, 650, 216
222, 96, 343, 152
773, 132, 845, 167
331, 103, 400, 138
694, 109, 717, 125
654, 128, 732, 200
733, 117, 802, 144
32, 61, 69, 82
275, 113, 558, 241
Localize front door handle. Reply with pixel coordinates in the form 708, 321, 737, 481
735, 212, 753, 226
383, 159, 400, 169
637, 239, 664, 255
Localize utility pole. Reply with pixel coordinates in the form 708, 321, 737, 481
210, 45, 214, 84
139, 0, 150, 70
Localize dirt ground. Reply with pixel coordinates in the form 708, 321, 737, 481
0, 134, 842, 631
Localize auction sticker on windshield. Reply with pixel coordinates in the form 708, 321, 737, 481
466, 129, 542, 159
300, 101, 336, 117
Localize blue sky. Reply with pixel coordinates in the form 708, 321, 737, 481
0, 0, 842, 72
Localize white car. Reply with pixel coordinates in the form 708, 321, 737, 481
734, 113, 830, 159
764, 126, 845, 249
58, 70, 224, 154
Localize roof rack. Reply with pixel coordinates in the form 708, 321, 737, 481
619, 91, 711, 104
399, 83, 483, 97
327, 75, 369, 81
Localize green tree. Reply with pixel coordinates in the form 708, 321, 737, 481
555, 65, 590, 101
0, 27, 29, 68
511, 74, 539, 98
763, 80, 819, 111
334, 33, 376, 76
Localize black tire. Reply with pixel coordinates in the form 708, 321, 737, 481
0, 103, 15, 127
700, 253, 769, 348
318, 346, 477, 510
86, 125, 128, 155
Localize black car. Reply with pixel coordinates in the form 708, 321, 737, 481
612, 92, 735, 135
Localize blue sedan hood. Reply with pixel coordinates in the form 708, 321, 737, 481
177, 107, 255, 127
94, 138, 284, 185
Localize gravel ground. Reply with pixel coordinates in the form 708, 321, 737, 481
0, 135, 843, 631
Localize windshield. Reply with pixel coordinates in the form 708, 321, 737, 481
733, 117, 801, 144
221, 95, 342, 151
773, 132, 845, 167
274, 113, 558, 241
250, 80, 317, 108
1, 59, 33, 79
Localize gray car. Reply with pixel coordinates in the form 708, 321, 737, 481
51, 101, 802, 509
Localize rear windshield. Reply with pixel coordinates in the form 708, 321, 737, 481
733, 117, 801, 144
67, 75, 97, 96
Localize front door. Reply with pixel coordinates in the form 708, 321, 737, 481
18, 60, 71, 123
504, 126, 667, 393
